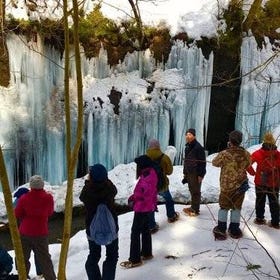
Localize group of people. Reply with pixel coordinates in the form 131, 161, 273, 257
79, 128, 280, 279
1, 128, 279, 280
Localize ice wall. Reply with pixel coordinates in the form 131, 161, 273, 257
236, 36, 280, 147
0, 34, 212, 188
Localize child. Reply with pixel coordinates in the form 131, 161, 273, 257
120, 155, 158, 268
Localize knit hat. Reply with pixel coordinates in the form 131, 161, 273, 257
135, 155, 154, 169
29, 175, 44, 189
186, 128, 196, 136
13, 187, 29, 198
148, 139, 160, 149
263, 132, 276, 145
89, 164, 108, 182
229, 130, 243, 146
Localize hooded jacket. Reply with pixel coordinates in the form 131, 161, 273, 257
132, 167, 158, 213
247, 143, 280, 188
15, 189, 54, 236
146, 147, 173, 192
79, 179, 118, 236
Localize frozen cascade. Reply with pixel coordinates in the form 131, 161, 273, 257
236, 36, 280, 146
0, 34, 213, 188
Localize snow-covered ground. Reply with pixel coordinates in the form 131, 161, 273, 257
1, 143, 280, 279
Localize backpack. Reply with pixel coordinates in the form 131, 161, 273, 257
259, 154, 280, 186
150, 154, 165, 192
89, 204, 118, 246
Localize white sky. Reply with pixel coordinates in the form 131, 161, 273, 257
6, 0, 231, 39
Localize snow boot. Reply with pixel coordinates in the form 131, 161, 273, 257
228, 222, 243, 239
213, 221, 227, 241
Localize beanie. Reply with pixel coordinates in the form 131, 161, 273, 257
186, 128, 196, 136
29, 175, 44, 189
229, 130, 243, 146
13, 187, 29, 198
148, 139, 160, 149
135, 155, 154, 170
89, 164, 108, 182
263, 132, 276, 145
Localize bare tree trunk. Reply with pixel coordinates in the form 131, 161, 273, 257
0, 147, 27, 280
57, 0, 84, 278
0, 0, 10, 87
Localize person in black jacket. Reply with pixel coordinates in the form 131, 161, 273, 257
79, 164, 118, 280
182, 128, 206, 216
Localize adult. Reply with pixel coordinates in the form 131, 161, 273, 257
14, 175, 56, 280
13, 187, 42, 278
182, 128, 206, 216
79, 164, 119, 280
146, 139, 179, 232
120, 155, 158, 269
247, 132, 280, 229
212, 130, 251, 239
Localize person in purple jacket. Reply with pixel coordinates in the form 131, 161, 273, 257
120, 155, 158, 269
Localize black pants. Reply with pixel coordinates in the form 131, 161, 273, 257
85, 238, 118, 280
255, 185, 279, 226
129, 212, 152, 263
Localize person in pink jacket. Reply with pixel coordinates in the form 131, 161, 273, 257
15, 175, 56, 280
120, 155, 158, 269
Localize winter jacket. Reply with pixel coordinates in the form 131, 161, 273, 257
183, 139, 206, 177
212, 146, 251, 193
146, 147, 173, 192
79, 179, 118, 236
132, 167, 158, 213
14, 189, 54, 236
247, 143, 280, 188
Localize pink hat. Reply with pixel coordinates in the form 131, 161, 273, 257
148, 139, 160, 149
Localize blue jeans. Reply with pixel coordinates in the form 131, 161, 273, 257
149, 190, 175, 229
86, 238, 119, 280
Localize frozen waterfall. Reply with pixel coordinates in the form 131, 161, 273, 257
0, 35, 212, 188
236, 36, 280, 147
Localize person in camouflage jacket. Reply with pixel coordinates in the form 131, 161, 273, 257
212, 130, 251, 239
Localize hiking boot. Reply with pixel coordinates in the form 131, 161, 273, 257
268, 221, 280, 229
120, 260, 143, 269
254, 218, 266, 225
228, 228, 243, 239
183, 207, 199, 217
213, 226, 227, 241
141, 255, 154, 261
150, 223, 159, 234
168, 212, 180, 223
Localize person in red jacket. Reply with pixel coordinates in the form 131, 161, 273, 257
15, 175, 56, 280
247, 132, 280, 229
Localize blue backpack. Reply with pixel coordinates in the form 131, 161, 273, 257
89, 204, 118, 245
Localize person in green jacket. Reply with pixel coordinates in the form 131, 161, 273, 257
146, 139, 179, 233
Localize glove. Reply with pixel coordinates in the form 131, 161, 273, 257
238, 180, 250, 193
182, 176, 188, 184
